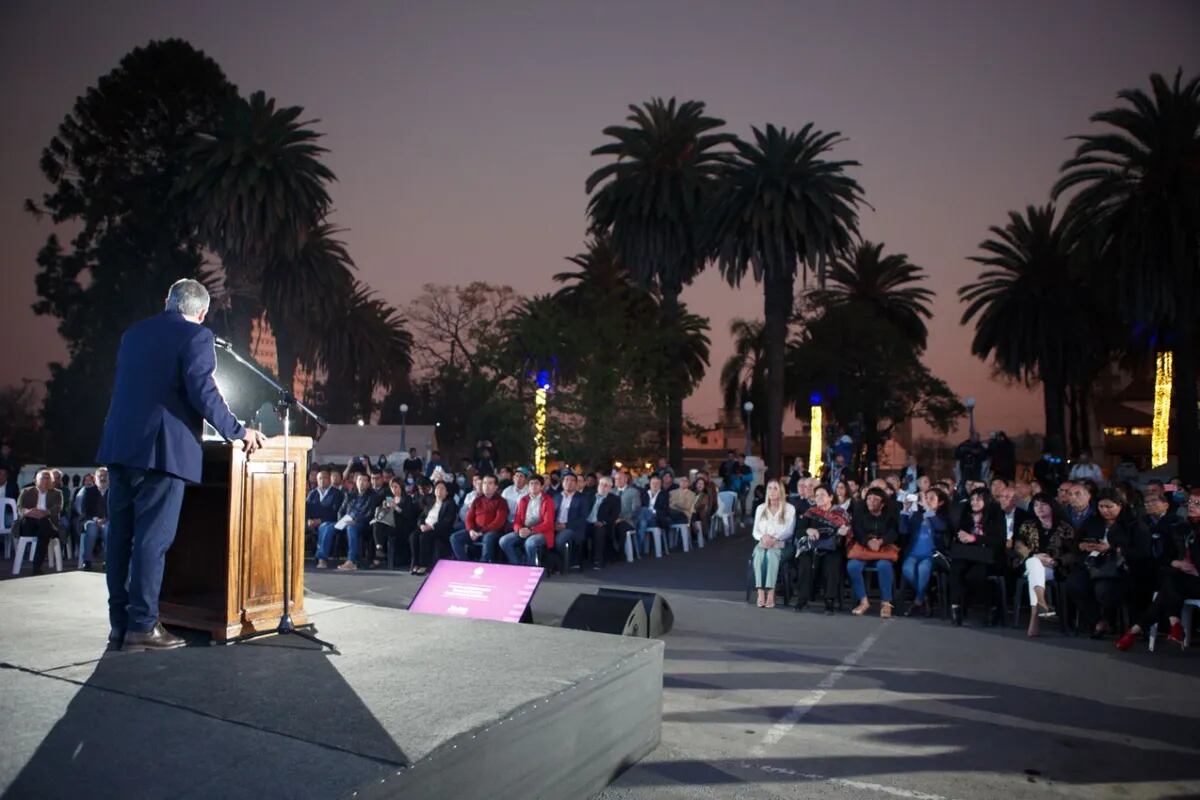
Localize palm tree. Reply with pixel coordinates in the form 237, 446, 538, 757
959, 205, 1082, 453
709, 124, 864, 476
176, 90, 336, 352
1053, 70, 1200, 481
586, 98, 734, 470
819, 241, 934, 350
261, 223, 356, 396
321, 281, 413, 422
719, 318, 768, 453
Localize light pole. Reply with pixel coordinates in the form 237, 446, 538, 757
743, 400, 754, 458
399, 402, 409, 451
965, 397, 977, 438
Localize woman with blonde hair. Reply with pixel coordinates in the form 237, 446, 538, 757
751, 479, 796, 608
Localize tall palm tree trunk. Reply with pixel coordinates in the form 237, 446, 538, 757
1042, 362, 1067, 456
662, 284, 685, 471
1174, 308, 1200, 483
762, 271, 793, 479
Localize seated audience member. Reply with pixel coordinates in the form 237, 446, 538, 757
500, 474, 557, 565
847, 487, 901, 618
371, 477, 417, 568
691, 476, 715, 538
450, 474, 508, 563
582, 472, 599, 495
833, 480, 853, 512
613, 469, 645, 553
501, 468, 530, 525
668, 475, 699, 527
639, 473, 672, 552
410, 480, 457, 575
795, 484, 851, 613
1066, 487, 1132, 639
751, 480, 795, 609
901, 487, 950, 617
585, 475, 621, 569
1014, 493, 1070, 636
1118, 489, 1200, 651
1014, 481, 1034, 511
14, 470, 64, 575
316, 473, 379, 571
423, 450, 444, 478
1064, 481, 1095, 529
1068, 449, 1103, 484
330, 470, 345, 491
550, 471, 588, 567
456, 474, 483, 529
79, 467, 111, 570
948, 488, 1004, 626
496, 465, 514, 491
1127, 491, 1180, 618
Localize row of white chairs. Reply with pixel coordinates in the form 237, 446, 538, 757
621, 491, 740, 562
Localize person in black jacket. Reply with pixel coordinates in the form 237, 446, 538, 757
584, 476, 622, 570
411, 480, 458, 575
371, 477, 418, 569
847, 488, 901, 618
1118, 489, 1200, 651
1126, 492, 1181, 618
948, 488, 1004, 626
1066, 488, 1132, 638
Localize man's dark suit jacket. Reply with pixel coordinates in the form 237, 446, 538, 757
645, 489, 671, 530
305, 486, 344, 524
96, 310, 245, 483
553, 491, 590, 540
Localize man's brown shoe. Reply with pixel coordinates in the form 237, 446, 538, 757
122, 622, 186, 652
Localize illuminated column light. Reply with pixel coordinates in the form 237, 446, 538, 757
1152, 351, 1172, 468
534, 385, 548, 475
808, 395, 824, 479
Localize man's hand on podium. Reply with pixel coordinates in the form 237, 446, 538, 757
241, 429, 268, 455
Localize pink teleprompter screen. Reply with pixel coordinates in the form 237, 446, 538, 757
407, 560, 544, 623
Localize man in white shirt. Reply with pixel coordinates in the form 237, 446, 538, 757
1068, 449, 1104, 484
15, 469, 64, 575
554, 472, 587, 567
501, 468, 530, 525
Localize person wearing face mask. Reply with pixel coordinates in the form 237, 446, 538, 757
1117, 489, 1200, 651
1066, 488, 1132, 639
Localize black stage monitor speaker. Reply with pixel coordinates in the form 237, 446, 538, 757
561, 594, 648, 637
597, 588, 674, 637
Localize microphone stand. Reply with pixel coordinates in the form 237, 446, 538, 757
214, 338, 338, 654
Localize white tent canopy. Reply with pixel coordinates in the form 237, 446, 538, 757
313, 424, 439, 468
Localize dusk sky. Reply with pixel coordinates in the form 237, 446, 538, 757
2, 1, 1197, 438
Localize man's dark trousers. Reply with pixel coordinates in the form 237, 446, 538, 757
105, 464, 186, 633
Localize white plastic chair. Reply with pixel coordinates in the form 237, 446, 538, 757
669, 523, 691, 553
647, 527, 665, 558
623, 529, 638, 563
712, 492, 737, 538
12, 535, 62, 575
1150, 597, 1200, 652
1, 498, 16, 560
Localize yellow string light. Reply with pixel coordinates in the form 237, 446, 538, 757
1152, 351, 1172, 468
809, 404, 824, 479
534, 386, 548, 474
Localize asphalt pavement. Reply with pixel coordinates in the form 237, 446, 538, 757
305, 528, 1200, 800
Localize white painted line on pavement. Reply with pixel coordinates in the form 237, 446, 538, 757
741, 762, 953, 800
750, 622, 889, 756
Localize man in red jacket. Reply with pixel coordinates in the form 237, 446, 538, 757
450, 473, 508, 562
500, 475, 557, 565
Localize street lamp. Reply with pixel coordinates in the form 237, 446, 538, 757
743, 400, 754, 458
399, 402, 409, 451
964, 397, 976, 438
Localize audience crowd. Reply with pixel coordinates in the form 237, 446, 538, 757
6, 437, 1198, 653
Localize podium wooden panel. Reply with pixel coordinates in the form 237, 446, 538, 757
159, 436, 311, 641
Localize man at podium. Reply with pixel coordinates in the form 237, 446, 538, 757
97, 279, 267, 652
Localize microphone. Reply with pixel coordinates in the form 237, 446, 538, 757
213, 336, 233, 350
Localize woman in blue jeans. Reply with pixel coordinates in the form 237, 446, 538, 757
900, 488, 951, 616
847, 488, 900, 617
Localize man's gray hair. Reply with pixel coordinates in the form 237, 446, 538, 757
165, 279, 210, 317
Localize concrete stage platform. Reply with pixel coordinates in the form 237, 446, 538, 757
0, 572, 663, 799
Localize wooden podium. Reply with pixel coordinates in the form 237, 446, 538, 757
159, 436, 311, 642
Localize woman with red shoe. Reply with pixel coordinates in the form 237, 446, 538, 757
1117, 488, 1200, 651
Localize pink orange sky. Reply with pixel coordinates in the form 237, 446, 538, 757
1, 1, 1197, 438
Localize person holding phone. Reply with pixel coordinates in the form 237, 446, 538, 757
1066, 488, 1132, 638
